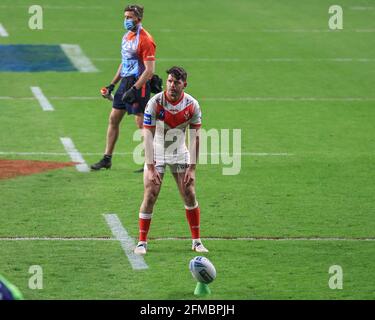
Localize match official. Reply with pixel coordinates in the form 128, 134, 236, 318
91, 4, 161, 171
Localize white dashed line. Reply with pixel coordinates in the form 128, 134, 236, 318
60, 137, 90, 172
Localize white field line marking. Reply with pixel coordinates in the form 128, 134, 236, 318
59, 137, 90, 172
30, 87, 54, 111
0, 236, 374, 242
0, 23, 9, 37
104, 214, 148, 270
0, 151, 292, 157
92, 57, 375, 62
262, 29, 375, 33
2, 25, 375, 33
0, 5, 105, 9
160, 28, 375, 33
2, 96, 375, 102
157, 28, 375, 33
0, 97, 29, 100
60, 44, 98, 72
350, 6, 375, 10
356, 29, 375, 33
0, 5, 359, 11
201, 97, 375, 102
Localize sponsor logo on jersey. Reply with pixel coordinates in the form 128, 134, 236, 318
144, 113, 152, 125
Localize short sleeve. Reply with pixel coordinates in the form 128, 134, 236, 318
139, 33, 156, 62
190, 101, 202, 128
143, 99, 156, 128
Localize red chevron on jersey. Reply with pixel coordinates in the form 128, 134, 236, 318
156, 103, 194, 129
143, 91, 202, 130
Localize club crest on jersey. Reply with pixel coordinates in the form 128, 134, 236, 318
158, 109, 165, 120
184, 110, 191, 120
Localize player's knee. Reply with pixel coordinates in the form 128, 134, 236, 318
109, 114, 121, 128
183, 187, 196, 202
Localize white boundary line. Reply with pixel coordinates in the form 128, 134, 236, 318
104, 214, 148, 270
0, 236, 374, 242
0, 23, 9, 37
0, 5, 368, 11
350, 6, 375, 10
201, 97, 375, 102
59, 137, 90, 172
60, 44, 98, 73
160, 28, 375, 33
30, 87, 54, 111
6, 5, 373, 12
0, 97, 35, 100
1, 24, 375, 32
2, 96, 375, 102
0, 5, 105, 9
0, 151, 292, 157
92, 57, 375, 62
3, 5, 371, 12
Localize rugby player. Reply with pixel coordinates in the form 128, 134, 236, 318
134, 66, 208, 255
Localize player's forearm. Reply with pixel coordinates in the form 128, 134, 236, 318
134, 61, 155, 89
144, 127, 155, 166
191, 137, 199, 169
189, 131, 200, 169
110, 63, 123, 85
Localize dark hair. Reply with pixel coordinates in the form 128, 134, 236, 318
166, 66, 188, 82
124, 4, 144, 20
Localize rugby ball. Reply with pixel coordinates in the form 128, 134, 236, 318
189, 256, 216, 284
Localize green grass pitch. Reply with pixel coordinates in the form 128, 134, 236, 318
0, 0, 374, 299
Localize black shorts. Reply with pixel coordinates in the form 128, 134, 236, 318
113, 76, 151, 114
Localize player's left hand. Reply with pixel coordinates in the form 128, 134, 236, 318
184, 167, 195, 187
121, 86, 137, 104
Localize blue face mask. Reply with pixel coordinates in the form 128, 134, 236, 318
124, 19, 136, 31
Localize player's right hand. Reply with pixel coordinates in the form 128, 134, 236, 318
100, 84, 115, 100
106, 84, 115, 93
146, 165, 161, 185
100, 84, 115, 98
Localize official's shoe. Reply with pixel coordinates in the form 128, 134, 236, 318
192, 242, 209, 253
134, 242, 147, 255
90, 158, 112, 170
133, 167, 144, 173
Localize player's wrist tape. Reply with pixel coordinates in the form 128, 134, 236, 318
106, 84, 115, 93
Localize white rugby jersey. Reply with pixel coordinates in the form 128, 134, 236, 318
143, 91, 202, 163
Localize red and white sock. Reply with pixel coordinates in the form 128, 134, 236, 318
139, 212, 152, 243
185, 203, 200, 241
